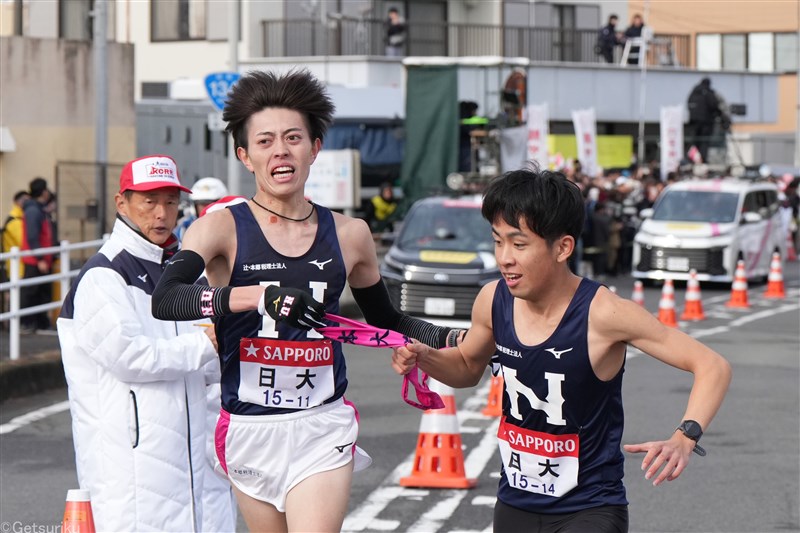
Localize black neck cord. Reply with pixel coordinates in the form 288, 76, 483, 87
250, 198, 315, 222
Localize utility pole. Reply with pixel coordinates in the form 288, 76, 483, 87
227, 0, 241, 194
795, 0, 800, 168
636, 0, 651, 168
93, 0, 108, 237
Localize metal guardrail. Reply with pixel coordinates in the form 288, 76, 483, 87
260, 18, 691, 67
1, 237, 108, 361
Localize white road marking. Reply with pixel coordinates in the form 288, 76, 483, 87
0, 400, 70, 435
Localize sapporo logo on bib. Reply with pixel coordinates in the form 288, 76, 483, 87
238, 337, 334, 409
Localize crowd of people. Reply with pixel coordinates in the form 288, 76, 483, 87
15, 66, 800, 532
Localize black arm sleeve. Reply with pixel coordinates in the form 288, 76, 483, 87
351, 278, 457, 349
152, 249, 232, 320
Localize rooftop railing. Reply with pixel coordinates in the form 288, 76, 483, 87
260, 18, 691, 67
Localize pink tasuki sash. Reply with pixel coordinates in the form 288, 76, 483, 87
316, 314, 445, 411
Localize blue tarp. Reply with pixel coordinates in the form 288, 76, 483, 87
325, 123, 404, 167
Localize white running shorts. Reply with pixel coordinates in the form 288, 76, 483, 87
216, 398, 372, 512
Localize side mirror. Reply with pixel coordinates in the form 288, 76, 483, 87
639, 208, 654, 219
741, 211, 762, 224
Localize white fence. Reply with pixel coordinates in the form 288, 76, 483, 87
1, 237, 108, 361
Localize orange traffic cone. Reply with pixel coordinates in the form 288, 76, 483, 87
62, 489, 96, 533
786, 234, 798, 262
631, 280, 645, 306
726, 259, 750, 308
400, 378, 477, 489
680, 269, 706, 321
763, 252, 786, 299
657, 279, 678, 327
481, 375, 503, 417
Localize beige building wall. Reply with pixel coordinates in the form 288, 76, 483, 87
0, 37, 136, 227
629, 0, 798, 136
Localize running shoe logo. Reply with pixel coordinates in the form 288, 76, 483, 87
545, 347, 573, 359
309, 258, 333, 270
137, 273, 148, 283
334, 442, 353, 453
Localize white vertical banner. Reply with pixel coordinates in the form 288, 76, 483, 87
571, 107, 598, 177
660, 105, 684, 181
526, 103, 549, 169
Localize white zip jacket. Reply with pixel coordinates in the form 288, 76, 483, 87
58, 219, 232, 532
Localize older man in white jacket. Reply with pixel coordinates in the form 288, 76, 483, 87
57, 154, 236, 532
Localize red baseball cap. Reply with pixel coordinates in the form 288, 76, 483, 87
119, 155, 191, 194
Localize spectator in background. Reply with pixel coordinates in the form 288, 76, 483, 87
624, 14, 645, 65
367, 182, 399, 233
687, 78, 722, 164
175, 177, 229, 241
596, 14, 621, 63
20, 177, 55, 332
385, 7, 407, 57
1, 190, 30, 320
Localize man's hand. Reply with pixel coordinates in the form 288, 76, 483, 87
259, 286, 326, 330
623, 431, 696, 486
203, 324, 218, 351
392, 341, 429, 376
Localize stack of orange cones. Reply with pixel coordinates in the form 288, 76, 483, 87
481, 375, 504, 417
680, 269, 706, 321
656, 279, 678, 327
631, 280, 645, 306
763, 252, 786, 299
400, 378, 477, 489
725, 259, 750, 308
62, 489, 96, 533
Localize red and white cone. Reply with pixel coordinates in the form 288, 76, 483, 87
657, 279, 678, 327
725, 259, 750, 308
680, 269, 706, 321
763, 252, 786, 299
631, 280, 645, 306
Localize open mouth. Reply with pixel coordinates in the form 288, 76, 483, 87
272, 165, 295, 179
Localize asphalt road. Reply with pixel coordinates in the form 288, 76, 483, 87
1, 273, 798, 533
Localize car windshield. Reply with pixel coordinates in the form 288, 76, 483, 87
652, 190, 739, 223
398, 202, 494, 252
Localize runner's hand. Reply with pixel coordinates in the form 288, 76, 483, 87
259, 286, 326, 330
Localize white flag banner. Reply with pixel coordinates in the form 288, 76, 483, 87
660, 105, 684, 180
526, 104, 549, 169
571, 108, 598, 177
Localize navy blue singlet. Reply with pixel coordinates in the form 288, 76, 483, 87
217, 202, 347, 416
492, 277, 628, 513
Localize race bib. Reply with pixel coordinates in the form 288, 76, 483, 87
497, 417, 579, 498
238, 338, 334, 409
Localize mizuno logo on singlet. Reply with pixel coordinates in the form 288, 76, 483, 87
334, 442, 353, 453
309, 258, 333, 270
137, 273, 148, 283
545, 347, 573, 359
495, 343, 522, 358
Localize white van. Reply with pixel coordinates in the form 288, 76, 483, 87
632, 178, 785, 283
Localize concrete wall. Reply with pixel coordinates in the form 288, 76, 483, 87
0, 37, 136, 226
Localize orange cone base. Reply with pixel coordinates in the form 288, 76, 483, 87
658, 309, 678, 327
764, 290, 786, 299
725, 296, 749, 308
680, 303, 706, 321
481, 376, 503, 417
400, 433, 477, 489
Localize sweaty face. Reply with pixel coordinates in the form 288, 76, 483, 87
116, 189, 181, 245
237, 107, 321, 200
492, 216, 563, 299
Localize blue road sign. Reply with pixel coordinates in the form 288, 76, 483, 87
204, 72, 241, 112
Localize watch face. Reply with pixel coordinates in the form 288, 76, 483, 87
681, 420, 703, 440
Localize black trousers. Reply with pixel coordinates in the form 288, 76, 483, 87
20, 263, 52, 329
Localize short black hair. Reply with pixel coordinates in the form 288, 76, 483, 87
29, 177, 48, 198
13, 190, 28, 202
481, 166, 584, 246
222, 69, 335, 153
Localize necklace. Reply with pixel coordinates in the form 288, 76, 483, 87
250, 197, 316, 222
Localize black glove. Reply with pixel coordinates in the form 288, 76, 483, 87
260, 285, 326, 330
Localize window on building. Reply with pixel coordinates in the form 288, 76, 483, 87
775, 33, 798, 72
696, 34, 721, 70
60, 0, 93, 40
721, 34, 745, 71
748, 32, 774, 72
151, 0, 206, 41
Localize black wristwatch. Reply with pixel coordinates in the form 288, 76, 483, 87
677, 420, 706, 456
